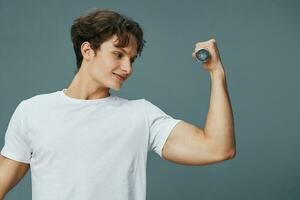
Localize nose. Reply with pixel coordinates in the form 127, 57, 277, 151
121, 59, 132, 75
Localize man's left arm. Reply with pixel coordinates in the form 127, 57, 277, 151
162, 39, 236, 166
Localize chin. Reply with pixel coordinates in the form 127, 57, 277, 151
108, 81, 122, 91
110, 86, 121, 91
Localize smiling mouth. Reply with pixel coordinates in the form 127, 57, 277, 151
113, 73, 125, 81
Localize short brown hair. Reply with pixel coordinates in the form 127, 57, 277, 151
70, 8, 146, 73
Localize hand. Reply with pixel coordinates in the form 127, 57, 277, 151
192, 38, 223, 73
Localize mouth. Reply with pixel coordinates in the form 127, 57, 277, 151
113, 73, 125, 82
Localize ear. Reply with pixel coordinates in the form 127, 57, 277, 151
81, 41, 95, 61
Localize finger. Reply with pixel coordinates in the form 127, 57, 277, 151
195, 39, 216, 48
192, 52, 196, 59
209, 38, 216, 43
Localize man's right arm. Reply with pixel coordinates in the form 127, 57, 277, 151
0, 155, 30, 199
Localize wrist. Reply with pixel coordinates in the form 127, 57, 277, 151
209, 63, 225, 78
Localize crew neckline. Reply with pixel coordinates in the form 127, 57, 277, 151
58, 88, 115, 104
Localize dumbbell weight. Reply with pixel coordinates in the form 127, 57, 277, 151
195, 48, 211, 63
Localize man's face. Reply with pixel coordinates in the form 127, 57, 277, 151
86, 34, 138, 91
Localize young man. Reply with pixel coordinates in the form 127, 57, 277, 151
0, 9, 236, 200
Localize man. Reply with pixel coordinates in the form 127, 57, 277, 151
0, 8, 236, 200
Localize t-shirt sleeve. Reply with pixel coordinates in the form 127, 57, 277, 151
1, 101, 32, 164
144, 99, 182, 158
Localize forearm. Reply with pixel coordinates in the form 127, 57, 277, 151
203, 64, 236, 156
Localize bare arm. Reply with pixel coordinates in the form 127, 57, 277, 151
0, 155, 30, 199
204, 64, 236, 154
162, 65, 236, 165
162, 39, 236, 165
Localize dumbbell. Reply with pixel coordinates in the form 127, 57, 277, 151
195, 48, 211, 63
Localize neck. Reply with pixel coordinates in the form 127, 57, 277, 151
64, 67, 110, 100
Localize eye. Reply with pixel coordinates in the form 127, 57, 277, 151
114, 52, 123, 59
114, 51, 136, 65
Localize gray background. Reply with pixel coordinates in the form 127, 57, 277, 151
0, 0, 299, 199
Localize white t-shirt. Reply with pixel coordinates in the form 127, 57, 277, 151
1, 88, 182, 200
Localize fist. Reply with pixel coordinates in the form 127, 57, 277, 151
192, 38, 223, 72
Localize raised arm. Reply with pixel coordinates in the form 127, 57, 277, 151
162, 39, 236, 165
0, 155, 30, 199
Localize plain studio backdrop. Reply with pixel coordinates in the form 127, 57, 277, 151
0, 0, 299, 199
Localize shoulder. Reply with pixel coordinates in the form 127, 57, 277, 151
117, 98, 162, 113
21, 90, 60, 110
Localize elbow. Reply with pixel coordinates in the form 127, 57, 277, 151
225, 148, 236, 159
223, 140, 237, 159
218, 148, 236, 161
